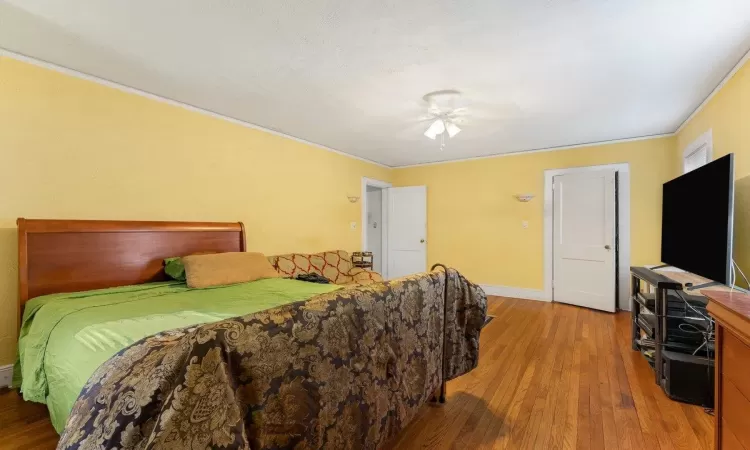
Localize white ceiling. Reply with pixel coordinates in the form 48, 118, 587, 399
2, 1, 750, 167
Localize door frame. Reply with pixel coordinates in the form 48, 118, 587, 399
361, 177, 392, 279
543, 163, 631, 310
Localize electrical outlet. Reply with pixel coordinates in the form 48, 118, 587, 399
0, 365, 12, 388
522, 220, 529, 229
350, 222, 357, 230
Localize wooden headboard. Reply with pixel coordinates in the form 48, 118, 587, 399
17, 218, 246, 314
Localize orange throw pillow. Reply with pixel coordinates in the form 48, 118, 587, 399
182, 252, 281, 288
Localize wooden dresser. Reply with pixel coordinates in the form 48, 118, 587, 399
705, 290, 750, 450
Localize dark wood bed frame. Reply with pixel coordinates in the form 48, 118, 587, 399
17, 218, 246, 322
16, 218, 448, 404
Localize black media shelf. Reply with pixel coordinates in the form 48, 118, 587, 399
630, 266, 714, 405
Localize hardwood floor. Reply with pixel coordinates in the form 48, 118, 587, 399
389, 297, 714, 450
0, 386, 58, 449
0, 296, 713, 450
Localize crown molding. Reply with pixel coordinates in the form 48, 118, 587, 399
393, 133, 674, 169
0, 48, 392, 169
674, 46, 750, 135
3, 44, 748, 169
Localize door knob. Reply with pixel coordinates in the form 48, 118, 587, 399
420, 239, 425, 243
604, 245, 611, 250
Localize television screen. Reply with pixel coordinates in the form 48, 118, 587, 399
661, 153, 734, 284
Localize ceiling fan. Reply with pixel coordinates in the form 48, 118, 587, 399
413, 90, 522, 150
421, 90, 467, 150
424, 116, 462, 139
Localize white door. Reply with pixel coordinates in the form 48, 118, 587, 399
387, 186, 427, 279
553, 170, 616, 312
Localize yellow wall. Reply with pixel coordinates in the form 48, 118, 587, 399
392, 137, 677, 290
2, 52, 744, 366
676, 58, 750, 286
0, 57, 390, 365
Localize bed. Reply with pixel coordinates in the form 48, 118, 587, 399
14, 218, 486, 449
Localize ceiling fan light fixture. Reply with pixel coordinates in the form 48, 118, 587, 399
424, 119, 445, 140
445, 121, 461, 138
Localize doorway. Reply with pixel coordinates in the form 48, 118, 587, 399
544, 163, 631, 311
361, 178, 428, 280
366, 185, 384, 273
362, 177, 391, 278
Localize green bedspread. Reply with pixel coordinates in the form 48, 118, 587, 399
13, 278, 341, 433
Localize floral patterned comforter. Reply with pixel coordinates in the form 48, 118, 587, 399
57, 267, 487, 450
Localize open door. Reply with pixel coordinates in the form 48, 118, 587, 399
553, 170, 616, 312
387, 186, 427, 279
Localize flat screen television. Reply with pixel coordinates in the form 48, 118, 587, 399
661, 153, 734, 284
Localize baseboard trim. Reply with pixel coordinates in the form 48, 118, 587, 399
480, 285, 549, 302
0, 364, 12, 388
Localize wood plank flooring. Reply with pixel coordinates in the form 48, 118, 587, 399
0, 296, 713, 450
389, 297, 714, 450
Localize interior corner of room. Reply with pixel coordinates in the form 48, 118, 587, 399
2, 52, 750, 354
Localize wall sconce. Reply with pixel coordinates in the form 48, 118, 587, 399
514, 194, 535, 203
347, 195, 360, 203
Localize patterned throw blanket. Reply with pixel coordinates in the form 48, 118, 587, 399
58, 268, 487, 450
